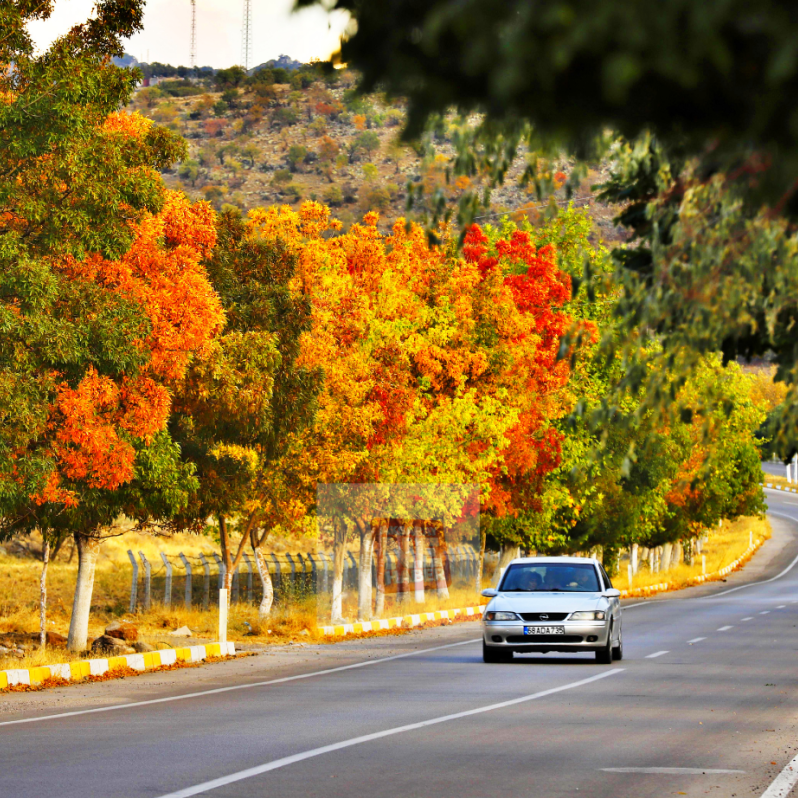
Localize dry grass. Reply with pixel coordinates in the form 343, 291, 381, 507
0, 515, 771, 669
620, 515, 771, 592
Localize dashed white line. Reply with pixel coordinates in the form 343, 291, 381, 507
603, 767, 745, 775
741, 617, 754, 621
717, 625, 734, 631
154, 669, 626, 798
645, 650, 669, 659
760, 611, 771, 615
687, 637, 706, 644
760, 751, 798, 797
776, 604, 786, 608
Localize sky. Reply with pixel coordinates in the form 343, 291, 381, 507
27, 0, 351, 69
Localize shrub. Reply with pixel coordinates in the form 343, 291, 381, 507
323, 184, 344, 206
271, 169, 292, 185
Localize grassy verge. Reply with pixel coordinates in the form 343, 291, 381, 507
0, 515, 771, 670
619, 515, 771, 593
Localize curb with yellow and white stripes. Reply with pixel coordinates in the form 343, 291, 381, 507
0, 641, 236, 690
618, 536, 765, 599
320, 605, 487, 637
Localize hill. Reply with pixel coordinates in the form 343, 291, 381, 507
131, 68, 623, 237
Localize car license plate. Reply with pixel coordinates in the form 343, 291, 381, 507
524, 626, 565, 635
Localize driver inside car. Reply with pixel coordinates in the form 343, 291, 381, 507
517, 570, 542, 591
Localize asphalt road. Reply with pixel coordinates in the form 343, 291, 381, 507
4, 491, 798, 798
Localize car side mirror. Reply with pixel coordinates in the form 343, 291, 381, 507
481, 588, 498, 598
604, 588, 621, 598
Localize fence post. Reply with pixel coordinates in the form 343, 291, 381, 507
307, 553, 319, 593
179, 552, 192, 608
702, 554, 706, 576
127, 550, 138, 612
231, 564, 240, 603
160, 552, 173, 608
242, 552, 254, 603
138, 551, 151, 611
199, 553, 211, 610
285, 552, 297, 593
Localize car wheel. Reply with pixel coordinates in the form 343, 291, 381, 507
612, 631, 623, 661
483, 640, 513, 663
595, 625, 613, 664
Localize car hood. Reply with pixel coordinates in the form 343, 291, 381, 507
488, 592, 606, 613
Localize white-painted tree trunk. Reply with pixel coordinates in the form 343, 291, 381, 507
331, 522, 347, 623
374, 520, 387, 617
39, 539, 50, 650
432, 524, 449, 599
476, 528, 487, 594
67, 533, 101, 652
492, 544, 519, 584
357, 521, 374, 621
662, 542, 673, 571
630, 543, 639, 575
398, 521, 411, 604
413, 521, 425, 603
253, 546, 274, 620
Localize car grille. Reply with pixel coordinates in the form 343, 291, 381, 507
519, 613, 569, 622
507, 635, 584, 644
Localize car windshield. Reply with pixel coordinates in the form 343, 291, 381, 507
499, 563, 601, 592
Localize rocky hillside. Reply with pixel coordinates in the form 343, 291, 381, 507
131, 69, 623, 239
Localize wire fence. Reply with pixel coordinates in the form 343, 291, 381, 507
127, 544, 481, 613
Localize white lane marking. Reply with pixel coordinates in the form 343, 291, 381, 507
155, 669, 625, 798
760, 752, 798, 797
687, 637, 706, 643
0, 638, 482, 728
603, 767, 744, 775
777, 604, 786, 608
742, 617, 754, 621
717, 625, 734, 631
760, 611, 771, 615
645, 650, 669, 659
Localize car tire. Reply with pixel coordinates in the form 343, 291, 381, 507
612, 632, 623, 661
595, 626, 613, 664
483, 640, 513, 663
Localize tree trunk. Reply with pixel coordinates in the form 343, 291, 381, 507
331, 519, 347, 623
630, 543, 639, 575
39, 538, 50, 650
398, 521, 412, 604
662, 542, 673, 571
432, 523, 449, 600
67, 532, 101, 652
374, 519, 387, 618
413, 520, 425, 603
219, 515, 234, 592
491, 544, 519, 585
476, 526, 487, 594
357, 519, 374, 621
253, 544, 274, 620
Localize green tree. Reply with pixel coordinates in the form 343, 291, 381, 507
178, 158, 200, 186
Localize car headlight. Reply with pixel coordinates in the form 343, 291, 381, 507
484, 611, 521, 621
568, 610, 606, 621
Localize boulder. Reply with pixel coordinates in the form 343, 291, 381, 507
132, 641, 155, 653
91, 635, 128, 655
170, 625, 192, 638
105, 620, 138, 642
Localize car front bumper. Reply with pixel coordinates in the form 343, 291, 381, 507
482, 621, 611, 653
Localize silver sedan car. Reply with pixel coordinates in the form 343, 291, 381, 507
481, 556, 623, 663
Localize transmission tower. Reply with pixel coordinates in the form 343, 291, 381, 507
189, 0, 197, 70
242, 0, 253, 71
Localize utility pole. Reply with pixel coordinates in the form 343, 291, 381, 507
242, 0, 253, 71
189, 0, 197, 71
